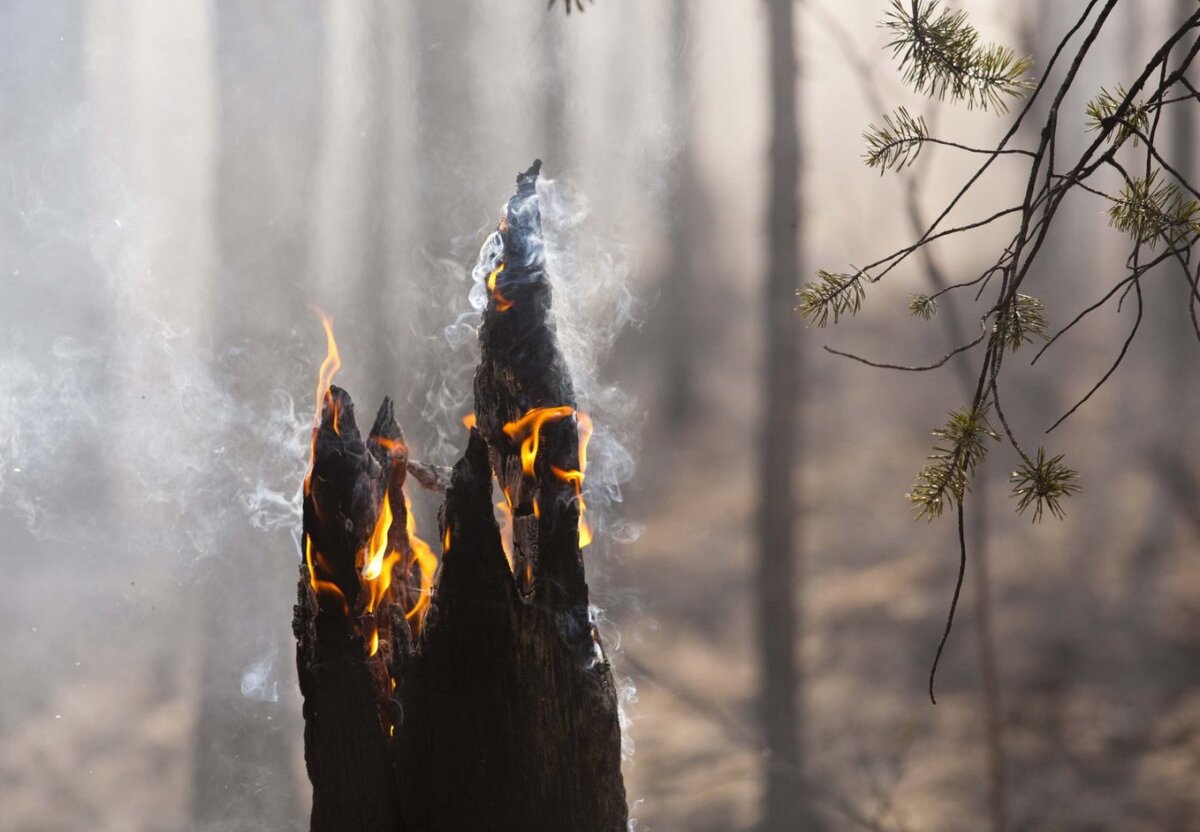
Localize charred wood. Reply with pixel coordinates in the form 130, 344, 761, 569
292, 163, 627, 831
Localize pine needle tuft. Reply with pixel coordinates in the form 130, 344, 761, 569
1085, 85, 1151, 148
1010, 447, 1080, 521
1107, 170, 1200, 249
909, 293, 940, 320
994, 293, 1049, 352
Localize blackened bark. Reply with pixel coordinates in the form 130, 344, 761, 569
297, 390, 405, 832
294, 164, 627, 831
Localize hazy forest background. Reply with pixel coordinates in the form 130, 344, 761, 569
2, 1, 1198, 830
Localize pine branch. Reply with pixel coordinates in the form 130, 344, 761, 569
796, 270, 869, 327
908, 293, 939, 319
882, 0, 1035, 112
1107, 169, 1200, 249
992, 293, 1049, 352
864, 107, 930, 173
1085, 85, 1151, 148
908, 404, 1000, 520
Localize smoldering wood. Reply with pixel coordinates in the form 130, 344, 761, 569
292, 162, 627, 831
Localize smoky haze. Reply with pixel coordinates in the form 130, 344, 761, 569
2, 2, 1197, 831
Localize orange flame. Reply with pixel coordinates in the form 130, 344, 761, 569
314, 312, 342, 432
361, 492, 402, 616
305, 314, 342, 500
404, 488, 438, 627
461, 413, 477, 430
305, 534, 351, 617
487, 263, 513, 312
502, 405, 576, 477
551, 466, 592, 549
503, 407, 593, 549
374, 436, 407, 455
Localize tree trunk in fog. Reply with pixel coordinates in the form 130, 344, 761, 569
364, 2, 400, 393
759, 0, 813, 828
660, 0, 704, 425
1167, 0, 1197, 450
541, 7, 568, 171
191, 5, 324, 828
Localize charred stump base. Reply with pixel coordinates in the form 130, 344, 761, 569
294, 162, 627, 831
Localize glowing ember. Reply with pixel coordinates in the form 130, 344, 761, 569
374, 436, 407, 454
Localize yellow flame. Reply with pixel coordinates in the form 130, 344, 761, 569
361, 493, 402, 616
443, 526, 452, 552
487, 263, 504, 292
551, 466, 591, 549
304, 534, 317, 587
404, 488, 438, 627
461, 412, 477, 430
495, 498, 515, 572
305, 314, 342, 499
487, 263, 513, 312
367, 624, 379, 657
314, 312, 342, 431
503, 406, 576, 477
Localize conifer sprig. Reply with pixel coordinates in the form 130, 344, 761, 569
864, 107, 930, 174
993, 293, 1049, 353
1107, 170, 1200, 249
1085, 85, 1151, 147
797, 270, 869, 327
882, 0, 1034, 112
909, 293, 939, 320
1010, 447, 1081, 521
909, 405, 1000, 520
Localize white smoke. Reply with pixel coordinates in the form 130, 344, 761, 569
240, 642, 281, 703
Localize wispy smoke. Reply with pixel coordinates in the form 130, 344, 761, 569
240, 642, 281, 703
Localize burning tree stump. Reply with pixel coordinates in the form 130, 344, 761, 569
294, 162, 628, 831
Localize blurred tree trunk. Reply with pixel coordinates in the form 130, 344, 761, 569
759, 0, 814, 828
541, 7, 568, 171
406, 0, 477, 458
659, 0, 700, 424
1166, 0, 1196, 446
364, 2, 400, 394
191, 5, 324, 828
